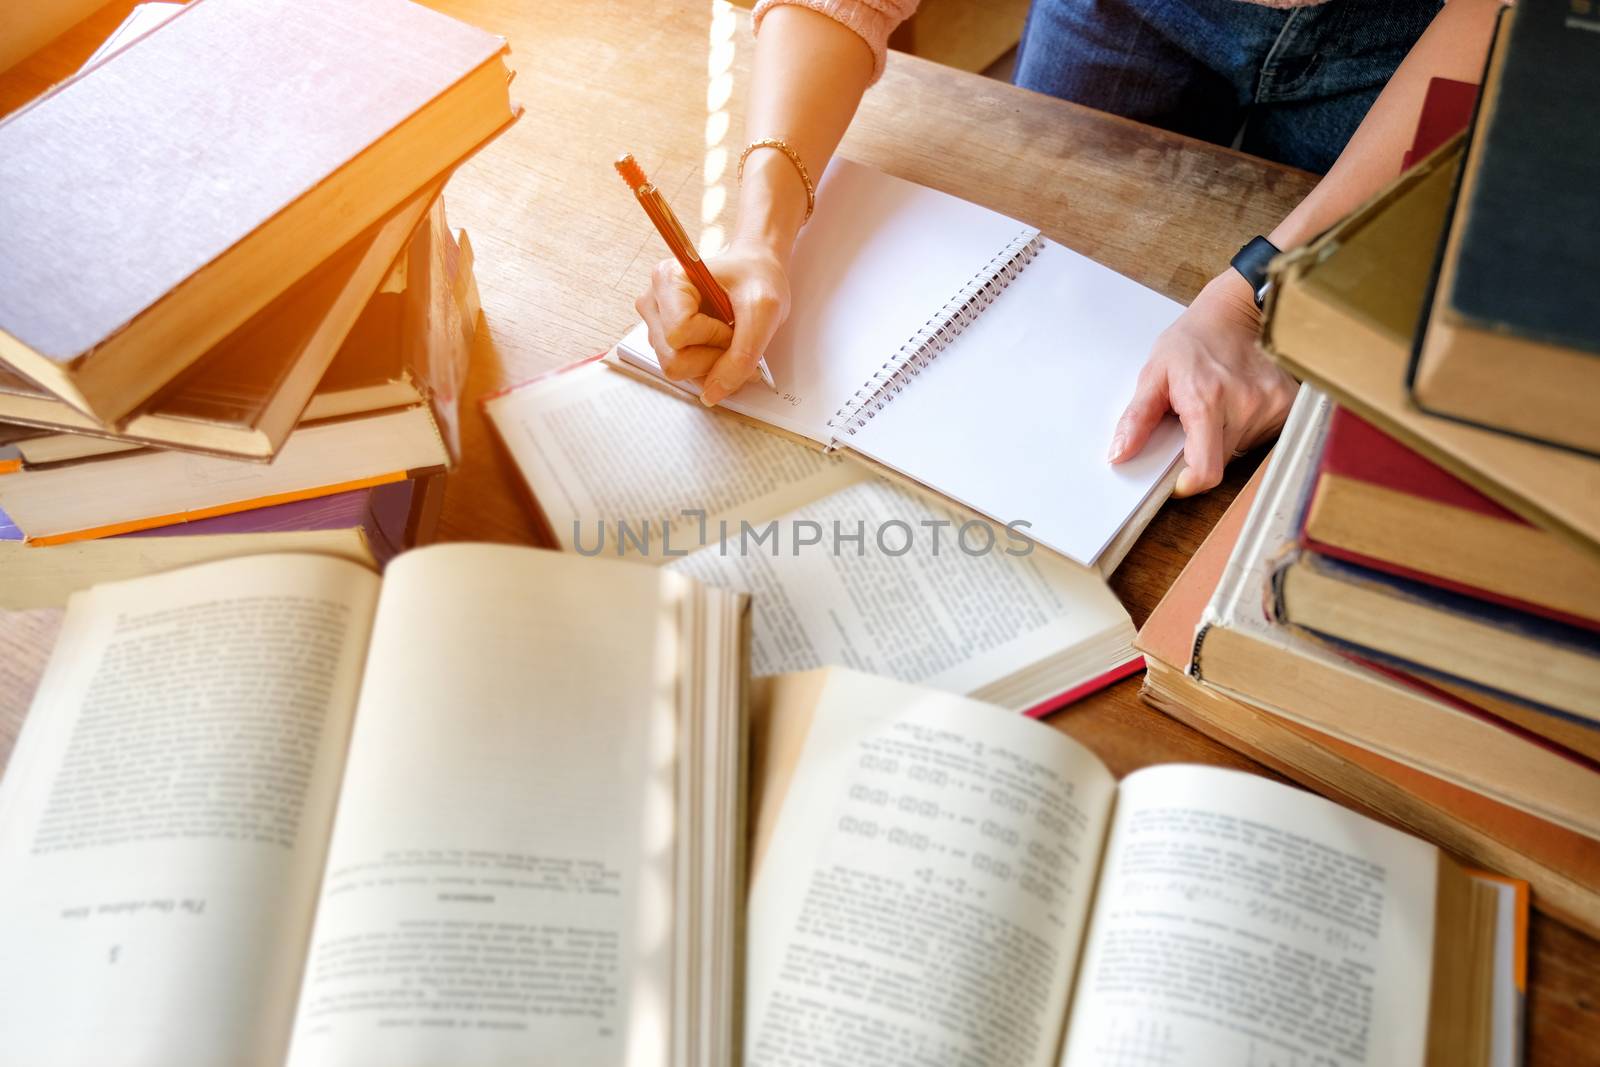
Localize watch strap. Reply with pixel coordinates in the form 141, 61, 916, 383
1231, 235, 1280, 309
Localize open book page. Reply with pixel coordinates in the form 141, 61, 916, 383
284, 545, 699, 1067
666, 477, 1133, 708
617, 158, 1038, 442
0, 554, 381, 1067
1478, 877, 1525, 1067
1060, 765, 1440, 1067
845, 239, 1186, 568
746, 669, 1117, 1066
81, 3, 185, 67
0, 607, 63, 773
485, 361, 860, 558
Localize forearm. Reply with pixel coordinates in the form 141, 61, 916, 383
733, 6, 876, 258
1267, 0, 1502, 251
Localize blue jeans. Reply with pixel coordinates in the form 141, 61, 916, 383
1014, 0, 1442, 173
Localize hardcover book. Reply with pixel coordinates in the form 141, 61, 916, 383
1410, 2, 1600, 455
1276, 551, 1600, 727
0, 404, 450, 545
1303, 406, 1600, 629
0, 196, 431, 460
0, 196, 476, 465
1261, 139, 1600, 558
0, 0, 516, 421
1136, 459, 1600, 937
1191, 387, 1600, 840
1399, 77, 1477, 171
0, 475, 438, 610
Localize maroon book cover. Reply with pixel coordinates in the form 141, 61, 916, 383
1304, 408, 1600, 630
1318, 406, 1520, 521
1400, 77, 1479, 171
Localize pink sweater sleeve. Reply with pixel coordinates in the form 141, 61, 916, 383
751, 0, 921, 84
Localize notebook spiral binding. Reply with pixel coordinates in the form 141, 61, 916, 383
825, 228, 1044, 440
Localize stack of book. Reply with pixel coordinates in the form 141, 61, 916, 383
1137, 1, 1600, 937
0, 0, 519, 608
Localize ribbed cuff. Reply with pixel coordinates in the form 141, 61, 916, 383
751, 0, 900, 85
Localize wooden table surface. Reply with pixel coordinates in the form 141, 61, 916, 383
5, 0, 1595, 1058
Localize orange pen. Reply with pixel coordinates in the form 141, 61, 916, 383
614, 154, 777, 392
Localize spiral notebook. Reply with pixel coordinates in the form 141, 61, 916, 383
613, 158, 1187, 570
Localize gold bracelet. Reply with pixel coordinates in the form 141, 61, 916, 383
737, 138, 815, 223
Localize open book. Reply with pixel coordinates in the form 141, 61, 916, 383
748, 668, 1521, 1067
486, 360, 1141, 716
0, 547, 747, 1067
610, 158, 1188, 571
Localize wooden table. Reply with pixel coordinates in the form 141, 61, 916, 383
5, 0, 1595, 1057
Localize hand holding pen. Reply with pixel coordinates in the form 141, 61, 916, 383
616, 154, 781, 403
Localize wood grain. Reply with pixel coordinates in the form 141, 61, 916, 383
2, 0, 1593, 1058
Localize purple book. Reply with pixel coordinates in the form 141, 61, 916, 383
1, 478, 420, 563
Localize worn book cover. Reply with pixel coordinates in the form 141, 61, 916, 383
1409, 3, 1600, 455
0, 0, 514, 421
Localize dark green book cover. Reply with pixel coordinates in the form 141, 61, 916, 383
1449, 0, 1600, 355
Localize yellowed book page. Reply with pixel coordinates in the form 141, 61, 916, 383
283, 544, 690, 1067
1060, 765, 1439, 1067
485, 362, 860, 560
667, 478, 1132, 703
0, 554, 380, 1067
746, 669, 1117, 1066
0, 607, 63, 773
747, 672, 829, 879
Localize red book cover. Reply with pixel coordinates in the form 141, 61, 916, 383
1304, 408, 1600, 630
1400, 77, 1479, 171
1319, 406, 1522, 522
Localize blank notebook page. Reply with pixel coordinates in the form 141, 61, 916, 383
846, 239, 1186, 566
619, 158, 1034, 442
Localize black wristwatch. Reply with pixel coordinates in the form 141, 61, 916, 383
1230, 235, 1281, 309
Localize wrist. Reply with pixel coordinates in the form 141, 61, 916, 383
1197, 268, 1264, 332
732, 150, 808, 262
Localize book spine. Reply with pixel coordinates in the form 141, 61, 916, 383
824, 228, 1042, 439
1194, 385, 1334, 657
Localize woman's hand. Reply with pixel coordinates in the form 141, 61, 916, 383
635, 239, 792, 407
1108, 269, 1298, 496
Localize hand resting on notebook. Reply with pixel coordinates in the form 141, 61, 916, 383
1107, 269, 1298, 497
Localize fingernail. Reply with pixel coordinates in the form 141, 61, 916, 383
1107, 432, 1126, 463
703, 375, 738, 406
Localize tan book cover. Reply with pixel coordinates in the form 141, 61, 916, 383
0, 0, 516, 421
0, 190, 436, 460
1261, 138, 1600, 560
